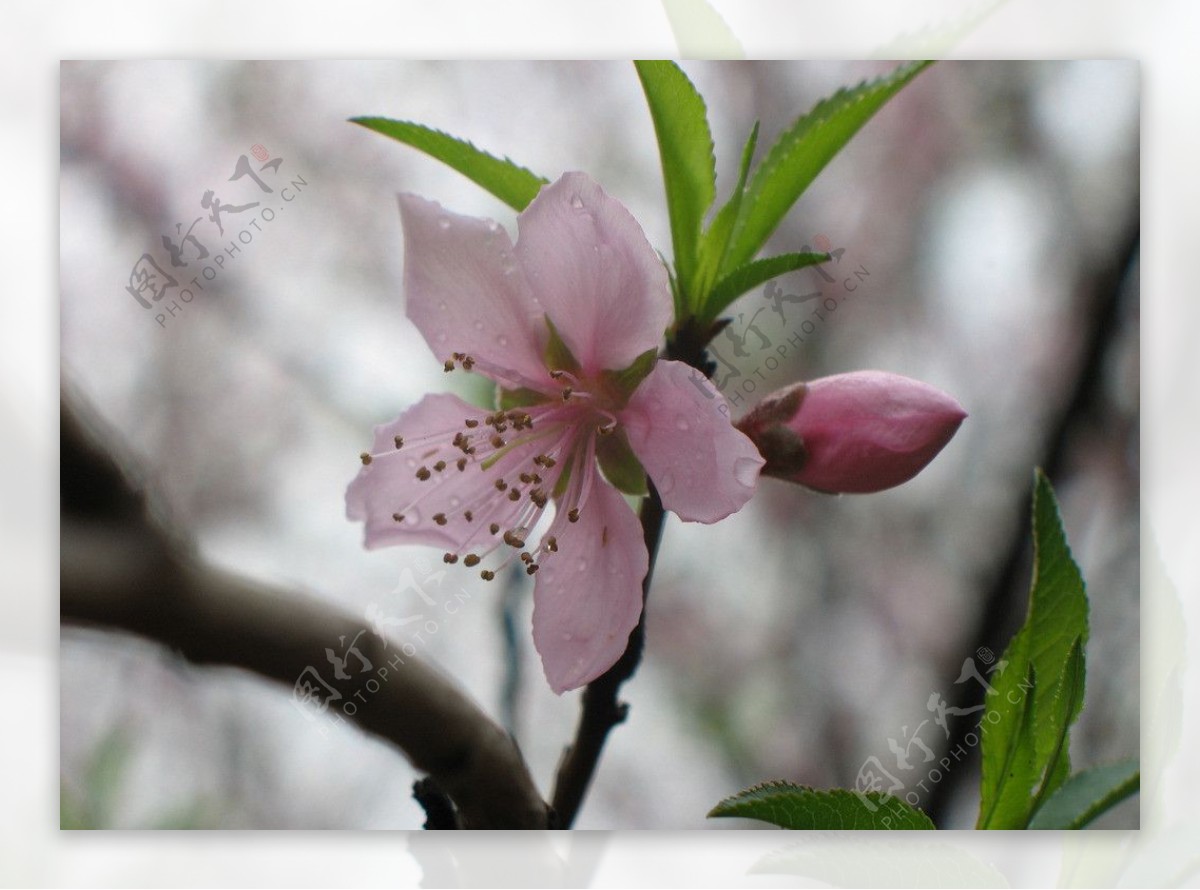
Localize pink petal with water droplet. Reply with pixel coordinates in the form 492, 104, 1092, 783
532, 472, 647, 693
514, 172, 672, 376
620, 360, 763, 523
399, 194, 549, 391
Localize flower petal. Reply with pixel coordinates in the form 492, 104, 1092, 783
514, 172, 671, 376
399, 194, 549, 391
346, 393, 553, 553
620, 360, 763, 523
532, 473, 647, 694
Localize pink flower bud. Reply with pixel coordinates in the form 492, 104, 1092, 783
736, 371, 967, 494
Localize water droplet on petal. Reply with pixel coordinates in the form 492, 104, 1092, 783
406, 508, 421, 525
486, 219, 500, 232
734, 457, 760, 488
436, 332, 447, 344
406, 457, 417, 468
497, 334, 509, 347
437, 216, 451, 230
576, 558, 588, 572
449, 496, 461, 508
473, 320, 484, 331
675, 416, 690, 431
437, 300, 447, 311
569, 193, 584, 209
561, 632, 573, 641
659, 471, 675, 494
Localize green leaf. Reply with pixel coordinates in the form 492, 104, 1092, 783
543, 316, 581, 375
661, 0, 746, 59
601, 347, 658, 401
709, 782, 934, 830
351, 117, 548, 211
595, 430, 648, 497
693, 122, 759, 304
978, 469, 1090, 829
724, 61, 932, 271
634, 61, 717, 307
702, 251, 830, 322
497, 386, 544, 411
1028, 761, 1140, 830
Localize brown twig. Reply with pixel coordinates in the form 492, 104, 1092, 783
60, 395, 550, 829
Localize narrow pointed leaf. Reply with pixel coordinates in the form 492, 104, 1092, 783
694, 122, 759, 301
703, 251, 830, 322
725, 61, 932, 270
709, 782, 934, 830
978, 470, 1090, 828
635, 61, 717, 305
1028, 761, 1140, 830
351, 117, 548, 211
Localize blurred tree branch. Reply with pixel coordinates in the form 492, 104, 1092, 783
60, 394, 550, 829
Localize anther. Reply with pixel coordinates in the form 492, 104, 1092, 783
433, 513, 448, 526
464, 554, 481, 567
503, 531, 526, 548
456, 457, 468, 472
443, 553, 458, 564
443, 359, 455, 373
530, 489, 548, 509
359, 452, 373, 466
490, 434, 505, 449
433, 460, 446, 472
519, 473, 533, 484
392, 512, 404, 523
464, 510, 473, 522
508, 489, 521, 501
416, 466, 431, 481
489, 522, 501, 535
549, 370, 565, 380
520, 552, 533, 564
393, 435, 404, 449
568, 508, 580, 523
561, 387, 573, 401
494, 479, 508, 491
526, 564, 539, 575
462, 356, 476, 371
465, 419, 479, 428
545, 536, 558, 552
480, 569, 495, 581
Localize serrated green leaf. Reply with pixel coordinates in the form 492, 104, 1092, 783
702, 251, 830, 322
1028, 761, 1140, 830
635, 61, 717, 308
351, 117, 548, 211
709, 782, 934, 830
978, 470, 1090, 829
724, 61, 932, 271
693, 122, 759, 304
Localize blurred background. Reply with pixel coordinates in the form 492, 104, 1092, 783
58, 60, 1139, 829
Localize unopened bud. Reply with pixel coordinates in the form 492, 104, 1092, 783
737, 371, 966, 494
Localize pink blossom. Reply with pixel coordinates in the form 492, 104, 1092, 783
736, 370, 966, 494
347, 172, 763, 693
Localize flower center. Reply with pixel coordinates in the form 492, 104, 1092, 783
362, 352, 620, 581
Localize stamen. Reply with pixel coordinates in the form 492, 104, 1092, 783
443, 359, 455, 373
568, 508, 580, 523
457, 457, 468, 472
393, 435, 404, 449
359, 452, 373, 466
545, 536, 558, 552
464, 510, 473, 522
433, 513, 447, 526
489, 523, 501, 535
433, 460, 446, 472
443, 553, 458, 564
508, 489, 521, 501
526, 564, 539, 575
503, 530, 526, 549
416, 466, 431, 481
392, 512, 404, 522
480, 569, 495, 581
465, 419, 479, 428
464, 554, 481, 567
494, 479, 508, 492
